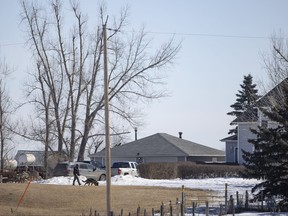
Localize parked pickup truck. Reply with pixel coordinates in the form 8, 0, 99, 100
111, 161, 138, 176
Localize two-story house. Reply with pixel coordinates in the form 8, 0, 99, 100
222, 78, 287, 164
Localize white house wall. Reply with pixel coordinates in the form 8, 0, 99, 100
238, 123, 258, 164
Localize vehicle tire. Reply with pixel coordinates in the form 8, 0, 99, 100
99, 174, 106, 181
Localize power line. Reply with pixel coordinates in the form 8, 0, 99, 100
0, 31, 278, 48
145, 31, 273, 40
0, 42, 24, 47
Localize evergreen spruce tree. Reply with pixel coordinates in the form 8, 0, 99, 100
227, 74, 260, 135
242, 82, 288, 210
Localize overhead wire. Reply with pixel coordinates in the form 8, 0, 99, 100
0, 30, 278, 48
145, 31, 273, 40
0, 42, 25, 47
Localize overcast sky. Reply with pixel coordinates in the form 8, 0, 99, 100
1, 1, 288, 152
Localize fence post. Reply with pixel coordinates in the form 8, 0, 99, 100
120, 209, 123, 216
144, 209, 146, 216
176, 198, 179, 216
219, 204, 223, 216
261, 190, 264, 211
181, 185, 185, 215
169, 200, 173, 216
232, 196, 235, 216
228, 195, 235, 215
236, 191, 239, 209
245, 190, 249, 209
192, 201, 195, 216
225, 183, 228, 213
205, 201, 209, 216
152, 208, 154, 216
137, 205, 140, 216
160, 202, 164, 216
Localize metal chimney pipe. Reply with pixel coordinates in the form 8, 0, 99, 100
135, 127, 138, 140
179, 132, 182, 139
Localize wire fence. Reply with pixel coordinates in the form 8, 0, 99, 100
2, 180, 279, 216
101, 184, 279, 216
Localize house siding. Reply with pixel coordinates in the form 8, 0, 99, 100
92, 156, 180, 165
144, 156, 178, 163
225, 141, 237, 163
187, 156, 225, 162
238, 123, 257, 164
91, 157, 138, 166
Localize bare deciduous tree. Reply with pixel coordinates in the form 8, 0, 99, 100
0, 58, 14, 172
259, 32, 288, 107
20, 0, 181, 161
262, 32, 288, 88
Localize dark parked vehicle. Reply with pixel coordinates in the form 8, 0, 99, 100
53, 162, 106, 181
80, 160, 104, 169
52, 162, 70, 177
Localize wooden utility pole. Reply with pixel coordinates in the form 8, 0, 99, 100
0, 81, 3, 173
103, 21, 112, 216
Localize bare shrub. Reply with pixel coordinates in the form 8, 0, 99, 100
138, 162, 177, 179
138, 162, 245, 179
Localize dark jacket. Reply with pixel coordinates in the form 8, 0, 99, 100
73, 165, 80, 176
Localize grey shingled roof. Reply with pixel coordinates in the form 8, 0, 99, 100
92, 133, 224, 157
220, 134, 237, 142
232, 108, 258, 123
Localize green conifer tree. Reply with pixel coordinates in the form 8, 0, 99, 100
242, 82, 288, 210
227, 74, 260, 135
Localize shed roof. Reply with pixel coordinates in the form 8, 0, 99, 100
220, 134, 237, 142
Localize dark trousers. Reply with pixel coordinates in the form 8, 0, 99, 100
73, 174, 81, 185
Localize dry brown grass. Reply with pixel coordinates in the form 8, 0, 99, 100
0, 183, 215, 216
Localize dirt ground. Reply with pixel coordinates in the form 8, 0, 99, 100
0, 183, 215, 216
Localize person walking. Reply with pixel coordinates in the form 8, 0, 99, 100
73, 164, 81, 186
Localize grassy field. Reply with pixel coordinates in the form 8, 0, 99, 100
0, 183, 215, 216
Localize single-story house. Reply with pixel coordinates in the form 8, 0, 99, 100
89, 133, 225, 165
